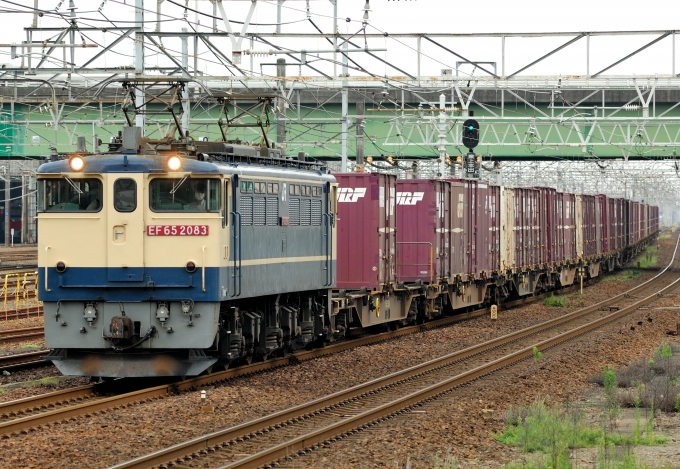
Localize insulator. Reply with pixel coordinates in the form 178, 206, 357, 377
245, 49, 274, 57
623, 104, 641, 111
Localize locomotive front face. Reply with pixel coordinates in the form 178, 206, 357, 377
37, 155, 225, 377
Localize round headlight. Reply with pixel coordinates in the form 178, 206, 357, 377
69, 156, 85, 172
185, 261, 196, 273
56, 261, 67, 273
167, 156, 182, 171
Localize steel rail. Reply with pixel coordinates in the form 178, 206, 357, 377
107, 235, 679, 469
0, 384, 94, 418
220, 277, 680, 469
0, 236, 666, 439
0, 326, 44, 344
0, 350, 46, 372
0, 272, 636, 437
0, 278, 588, 429
0, 306, 43, 321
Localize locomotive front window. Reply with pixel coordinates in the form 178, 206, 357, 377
149, 178, 221, 212
114, 178, 137, 212
37, 178, 103, 212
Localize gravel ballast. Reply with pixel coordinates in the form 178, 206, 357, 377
0, 238, 677, 468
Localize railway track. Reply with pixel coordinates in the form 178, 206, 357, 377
0, 242, 673, 448
105, 237, 680, 469
0, 350, 47, 372
0, 326, 44, 345
0, 305, 43, 321
0, 280, 586, 376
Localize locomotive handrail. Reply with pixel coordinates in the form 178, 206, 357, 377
201, 246, 206, 293
44, 246, 51, 293
322, 213, 332, 287
328, 213, 334, 286
230, 211, 242, 297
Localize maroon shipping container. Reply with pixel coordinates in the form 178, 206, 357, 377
537, 187, 559, 266
580, 194, 597, 257
557, 192, 577, 263
651, 205, 659, 232
478, 182, 501, 276
335, 173, 397, 290
396, 179, 450, 283
594, 194, 609, 255
606, 198, 616, 252
629, 201, 639, 245
513, 187, 542, 267
612, 198, 624, 250
643, 204, 650, 237
449, 180, 468, 278
448, 180, 500, 279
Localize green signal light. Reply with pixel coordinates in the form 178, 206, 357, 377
468, 126, 474, 130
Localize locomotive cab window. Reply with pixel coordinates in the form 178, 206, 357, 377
37, 177, 103, 212
114, 178, 137, 212
150, 178, 220, 212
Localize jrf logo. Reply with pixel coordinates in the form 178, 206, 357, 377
337, 187, 367, 202
397, 191, 424, 205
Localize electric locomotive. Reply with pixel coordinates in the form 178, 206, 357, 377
38, 127, 337, 378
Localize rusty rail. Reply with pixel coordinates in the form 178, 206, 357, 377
1, 234, 676, 449
0, 326, 44, 345
0, 305, 43, 321
0, 350, 47, 373
1, 250, 676, 441
106, 235, 680, 469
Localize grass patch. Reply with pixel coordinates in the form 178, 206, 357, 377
27, 377, 60, 388
544, 295, 567, 307
19, 343, 41, 350
599, 269, 641, 282
502, 453, 675, 469
496, 397, 668, 469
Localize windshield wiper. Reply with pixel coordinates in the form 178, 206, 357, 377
64, 176, 83, 194
170, 175, 189, 195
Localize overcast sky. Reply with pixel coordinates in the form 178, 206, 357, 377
0, 0, 677, 79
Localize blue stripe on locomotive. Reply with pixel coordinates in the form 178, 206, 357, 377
39, 261, 336, 303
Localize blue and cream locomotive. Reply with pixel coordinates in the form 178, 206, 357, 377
38, 128, 338, 377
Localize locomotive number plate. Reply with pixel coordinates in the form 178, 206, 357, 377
147, 225, 209, 236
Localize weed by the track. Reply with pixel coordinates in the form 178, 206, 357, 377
20, 343, 40, 349
496, 397, 668, 469
544, 295, 567, 307
27, 377, 60, 387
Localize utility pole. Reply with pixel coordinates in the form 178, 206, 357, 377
355, 101, 364, 171
135, 0, 145, 131
277, 58, 286, 155
1, 174, 9, 247
341, 41, 348, 172
181, 28, 190, 138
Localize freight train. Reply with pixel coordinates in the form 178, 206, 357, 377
37, 128, 659, 378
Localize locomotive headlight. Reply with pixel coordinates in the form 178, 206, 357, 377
167, 155, 182, 171
69, 155, 85, 172
56, 261, 67, 273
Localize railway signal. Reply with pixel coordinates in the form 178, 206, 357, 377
462, 119, 480, 179
462, 119, 479, 150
